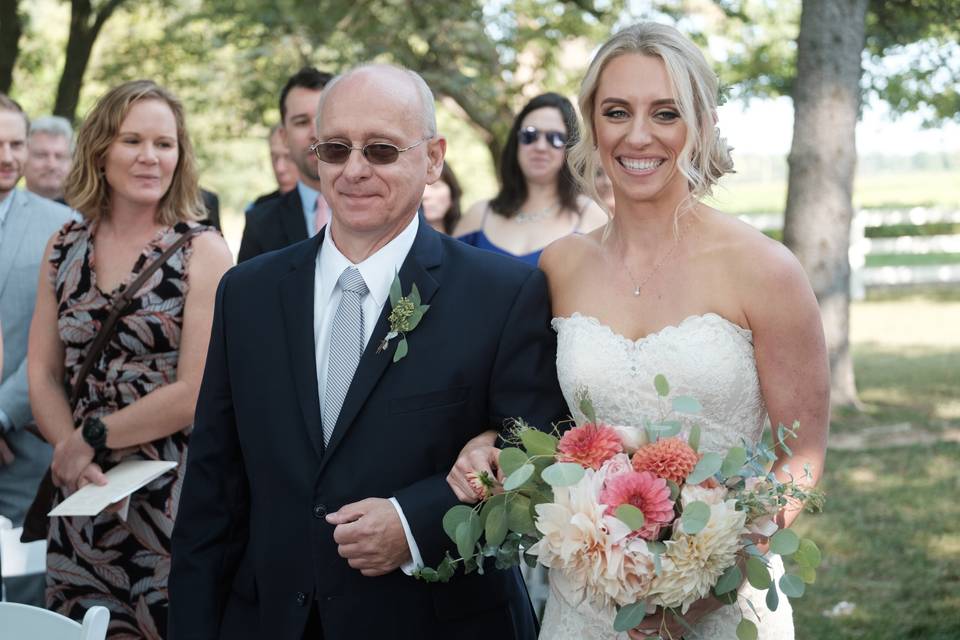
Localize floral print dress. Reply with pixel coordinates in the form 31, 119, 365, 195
45, 219, 213, 640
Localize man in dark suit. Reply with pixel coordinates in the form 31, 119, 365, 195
238, 67, 332, 262
246, 124, 300, 212
169, 64, 566, 639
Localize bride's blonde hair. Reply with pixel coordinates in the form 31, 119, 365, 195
568, 22, 734, 219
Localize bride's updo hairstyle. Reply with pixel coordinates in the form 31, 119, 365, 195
568, 22, 734, 216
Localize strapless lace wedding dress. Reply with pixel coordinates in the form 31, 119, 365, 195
539, 313, 794, 640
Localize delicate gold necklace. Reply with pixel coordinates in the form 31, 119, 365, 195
514, 202, 560, 224
619, 221, 688, 297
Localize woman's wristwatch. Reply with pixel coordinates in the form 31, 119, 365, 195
81, 416, 109, 459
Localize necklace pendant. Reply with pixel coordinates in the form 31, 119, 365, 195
633, 286, 641, 296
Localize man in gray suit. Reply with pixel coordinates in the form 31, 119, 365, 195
0, 93, 72, 604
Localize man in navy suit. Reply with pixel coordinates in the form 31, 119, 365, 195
238, 67, 332, 262
169, 64, 566, 639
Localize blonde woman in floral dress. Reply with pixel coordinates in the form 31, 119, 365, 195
28, 80, 232, 638
448, 23, 830, 640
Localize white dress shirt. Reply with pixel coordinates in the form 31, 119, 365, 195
313, 213, 423, 574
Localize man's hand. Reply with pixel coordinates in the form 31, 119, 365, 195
0, 434, 14, 466
447, 430, 501, 503
51, 429, 95, 491
326, 498, 411, 577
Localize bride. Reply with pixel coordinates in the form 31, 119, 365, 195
447, 22, 830, 640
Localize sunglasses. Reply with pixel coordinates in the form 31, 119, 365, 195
310, 137, 431, 165
518, 126, 568, 149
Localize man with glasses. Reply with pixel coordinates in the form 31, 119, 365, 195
170, 64, 565, 640
238, 67, 333, 262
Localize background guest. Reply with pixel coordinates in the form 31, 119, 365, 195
455, 92, 606, 264
24, 115, 73, 204
247, 123, 300, 211
0, 94, 72, 606
421, 161, 462, 235
238, 67, 332, 262
27, 80, 232, 637
595, 164, 616, 213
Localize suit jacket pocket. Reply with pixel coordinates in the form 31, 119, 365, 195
389, 386, 469, 415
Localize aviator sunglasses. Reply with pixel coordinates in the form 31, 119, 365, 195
310, 137, 431, 165
518, 126, 568, 149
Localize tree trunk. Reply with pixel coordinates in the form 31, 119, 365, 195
0, 0, 23, 94
783, 0, 869, 408
53, 0, 126, 123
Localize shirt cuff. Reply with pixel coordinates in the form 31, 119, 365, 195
388, 496, 423, 576
0, 409, 13, 434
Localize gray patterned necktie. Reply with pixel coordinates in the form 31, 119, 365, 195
322, 266, 368, 446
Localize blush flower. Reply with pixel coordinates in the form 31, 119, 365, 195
632, 437, 701, 484
599, 471, 675, 540
558, 423, 623, 470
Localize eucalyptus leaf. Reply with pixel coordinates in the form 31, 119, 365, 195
737, 618, 759, 640
666, 479, 679, 501
389, 273, 402, 306
746, 557, 772, 589
714, 565, 742, 595
443, 505, 476, 543
541, 462, 585, 487
520, 429, 559, 457
654, 374, 670, 397
688, 424, 701, 451
681, 501, 711, 534
455, 521, 476, 560
393, 337, 409, 362
795, 538, 823, 568
799, 565, 817, 584
506, 495, 537, 536
779, 573, 805, 598
485, 503, 508, 547
408, 307, 426, 330
437, 555, 455, 582
648, 421, 682, 438
645, 540, 667, 555
613, 602, 647, 632
672, 395, 702, 414
770, 529, 800, 555
721, 446, 748, 478
615, 504, 646, 531
579, 392, 598, 424
410, 282, 422, 307
766, 582, 780, 611
418, 567, 438, 581
503, 463, 535, 491
498, 447, 528, 476
686, 452, 723, 484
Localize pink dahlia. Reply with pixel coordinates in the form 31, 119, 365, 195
557, 423, 623, 470
600, 471, 675, 540
632, 437, 700, 485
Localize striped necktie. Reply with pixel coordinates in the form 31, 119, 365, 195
322, 266, 368, 446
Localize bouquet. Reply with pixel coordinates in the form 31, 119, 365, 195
416, 375, 824, 640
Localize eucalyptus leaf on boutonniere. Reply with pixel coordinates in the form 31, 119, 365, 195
376, 272, 430, 362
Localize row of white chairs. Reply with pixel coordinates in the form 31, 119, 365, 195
0, 515, 109, 639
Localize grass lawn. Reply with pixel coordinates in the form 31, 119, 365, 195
790, 295, 960, 640
865, 252, 960, 268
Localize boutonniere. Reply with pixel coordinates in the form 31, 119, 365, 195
377, 273, 430, 362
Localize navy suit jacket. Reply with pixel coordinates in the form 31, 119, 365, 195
237, 188, 307, 263
169, 220, 567, 639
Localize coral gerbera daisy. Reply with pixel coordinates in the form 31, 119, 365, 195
599, 471, 675, 540
557, 423, 623, 470
632, 437, 700, 485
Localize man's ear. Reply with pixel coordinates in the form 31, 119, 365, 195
425, 136, 447, 183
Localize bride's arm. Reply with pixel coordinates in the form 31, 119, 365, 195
746, 240, 831, 535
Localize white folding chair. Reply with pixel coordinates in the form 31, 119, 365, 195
0, 601, 110, 640
0, 515, 47, 602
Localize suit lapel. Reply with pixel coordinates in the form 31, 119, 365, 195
281, 189, 308, 244
319, 221, 444, 469
279, 231, 326, 460
0, 191, 30, 299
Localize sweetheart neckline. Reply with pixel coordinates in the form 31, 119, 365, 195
552, 311, 753, 348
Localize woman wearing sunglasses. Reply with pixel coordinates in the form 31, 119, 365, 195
455, 92, 606, 264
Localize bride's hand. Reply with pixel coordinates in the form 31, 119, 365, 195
628, 597, 725, 640
447, 430, 500, 503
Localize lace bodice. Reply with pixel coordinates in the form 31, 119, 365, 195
540, 313, 794, 640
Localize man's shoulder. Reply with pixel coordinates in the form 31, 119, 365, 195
246, 189, 299, 223
15, 190, 73, 222
227, 235, 316, 288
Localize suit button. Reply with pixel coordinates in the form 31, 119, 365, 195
313, 504, 327, 519
296, 591, 307, 606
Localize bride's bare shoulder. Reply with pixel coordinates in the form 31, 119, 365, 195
539, 229, 605, 278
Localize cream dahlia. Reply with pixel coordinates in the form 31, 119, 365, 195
631, 437, 700, 484
557, 423, 623, 470
648, 499, 747, 613
599, 471, 675, 540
